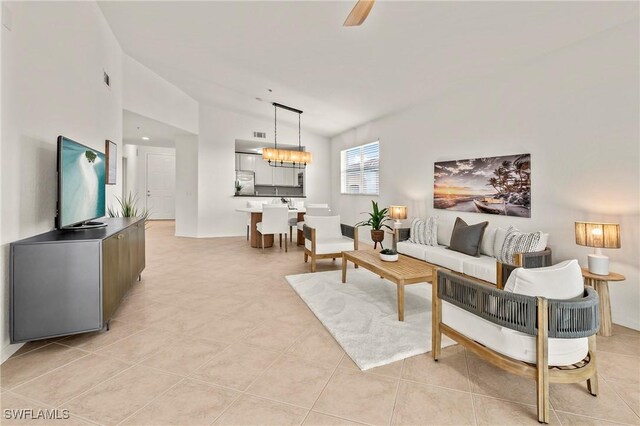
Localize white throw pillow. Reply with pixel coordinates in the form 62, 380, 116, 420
304, 215, 342, 239
504, 259, 583, 299
480, 227, 497, 257
408, 217, 438, 246
493, 226, 513, 257
437, 219, 454, 246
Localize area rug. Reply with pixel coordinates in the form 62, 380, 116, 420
286, 268, 455, 370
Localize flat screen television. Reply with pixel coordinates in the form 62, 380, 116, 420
56, 136, 107, 229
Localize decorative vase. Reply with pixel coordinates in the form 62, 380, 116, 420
371, 230, 384, 243
380, 252, 399, 262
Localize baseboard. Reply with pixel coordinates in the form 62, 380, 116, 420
612, 314, 640, 332
1, 342, 24, 364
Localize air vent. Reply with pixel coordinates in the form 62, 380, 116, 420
103, 71, 110, 87
253, 131, 266, 139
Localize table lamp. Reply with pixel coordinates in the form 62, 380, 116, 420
575, 221, 621, 275
390, 206, 407, 252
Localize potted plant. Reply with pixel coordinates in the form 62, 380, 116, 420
107, 192, 151, 227
379, 248, 399, 262
356, 200, 393, 249
234, 180, 243, 196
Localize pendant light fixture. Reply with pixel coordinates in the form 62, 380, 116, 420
262, 102, 312, 169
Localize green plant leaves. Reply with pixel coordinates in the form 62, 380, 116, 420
355, 200, 392, 231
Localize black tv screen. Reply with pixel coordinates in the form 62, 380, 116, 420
57, 136, 106, 229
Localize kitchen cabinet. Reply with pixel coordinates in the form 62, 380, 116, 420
237, 153, 256, 172
254, 156, 273, 184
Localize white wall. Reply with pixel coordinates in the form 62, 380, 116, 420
123, 55, 199, 135
1, 1, 125, 360
331, 21, 640, 329
197, 104, 332, 237
175, 135, 199, 237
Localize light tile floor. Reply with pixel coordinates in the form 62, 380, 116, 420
1, 221, 639, 425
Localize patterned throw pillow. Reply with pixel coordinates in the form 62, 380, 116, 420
498, 228, 544, 265
408, 217, 438, 246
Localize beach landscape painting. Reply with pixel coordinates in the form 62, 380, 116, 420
434, 153, 531, 217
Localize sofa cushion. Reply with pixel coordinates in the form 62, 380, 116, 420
305, 237, 354, 255
408, 217, 438, 246
442, 302, 588, 366
480, 227, 497, 257
437, 219, 454, 246
424, 246, 467, 273
304, 215, 342, 239
397, 241, 429, 261
504, 259, 583, 299
462, 256, 497, 283
448, 217, 488, 257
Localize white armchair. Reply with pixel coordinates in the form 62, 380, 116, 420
433, 260, 600, 423
303, 215, 358, 272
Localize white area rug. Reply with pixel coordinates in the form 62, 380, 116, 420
286, 268, 455, 370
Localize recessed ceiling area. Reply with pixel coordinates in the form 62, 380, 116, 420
100, 1, 638, 137
123, 110, 195, 148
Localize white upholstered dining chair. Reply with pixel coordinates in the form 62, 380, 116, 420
245, 201, 264, 241
256, 205, 290, 253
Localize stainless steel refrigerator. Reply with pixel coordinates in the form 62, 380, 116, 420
236, 170, 255, 195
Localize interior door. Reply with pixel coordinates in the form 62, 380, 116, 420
146, 153, 175, 219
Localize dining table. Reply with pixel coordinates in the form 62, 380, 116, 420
235, 206, 306, 248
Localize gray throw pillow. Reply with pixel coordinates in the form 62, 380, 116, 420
448, 217, 488, 257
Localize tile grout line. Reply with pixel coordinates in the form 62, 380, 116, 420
599, 375, 640, 421
302, 352, 347, 425
387, 358, 405, 426
3, 389, 105, 426
207, 348, 293, 425
115, 377, 187, 426
5, 346, 94, 392
306, 354, 380, 426
463, 349, 479, 426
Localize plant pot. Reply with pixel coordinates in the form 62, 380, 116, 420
371, 230, 385, 243
380, 253, 399, 262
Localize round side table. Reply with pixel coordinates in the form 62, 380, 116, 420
581, 267, 625, 337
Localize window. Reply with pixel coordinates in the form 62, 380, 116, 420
341, 141, 379, 195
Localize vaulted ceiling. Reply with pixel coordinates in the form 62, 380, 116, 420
98, 1, 637, 136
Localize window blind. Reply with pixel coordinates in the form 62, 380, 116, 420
341, 141, 379, 195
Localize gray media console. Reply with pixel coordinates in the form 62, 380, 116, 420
10, 217, 145, 343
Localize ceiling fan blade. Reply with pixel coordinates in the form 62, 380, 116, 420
343, 0, 375, 27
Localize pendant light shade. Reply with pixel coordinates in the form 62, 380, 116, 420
262, 103, 312, 169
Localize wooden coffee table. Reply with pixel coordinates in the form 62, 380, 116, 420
341, 250, 435, 321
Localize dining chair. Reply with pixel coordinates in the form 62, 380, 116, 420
256, 205, 290, 253
288, 201, 305, 242
246, 201, 263, 241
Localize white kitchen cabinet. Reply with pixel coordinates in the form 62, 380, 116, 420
254, 156, 273, 185
238, 153, 256, 172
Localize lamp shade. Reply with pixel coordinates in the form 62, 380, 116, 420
575, 222, 621, 249
389, 206, 408, 220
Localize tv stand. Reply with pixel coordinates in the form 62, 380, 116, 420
10, 217, 145, 343
64, 220, 107, 230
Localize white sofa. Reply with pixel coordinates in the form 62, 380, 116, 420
397, 219, 550, 286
